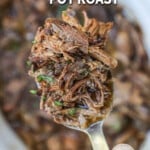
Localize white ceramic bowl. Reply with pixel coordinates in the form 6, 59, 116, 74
119, 0, 150, 58
118, 2, 150, 149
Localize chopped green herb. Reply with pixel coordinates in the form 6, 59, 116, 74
80, 69, 89, 76
68, 108, 77, 116
29, 90, 37, 95
57, 3, 69, 18
41, 96, 46, 101
26, 60, 32, 67
37, 75, 54, 83
37, 75, 43, 82
54, 100, 63, 106
66, 60, 72, 64
32, 40, 37, 44
83, 70, 89, 76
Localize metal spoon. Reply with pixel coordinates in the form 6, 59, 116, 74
66, 120, 109, 150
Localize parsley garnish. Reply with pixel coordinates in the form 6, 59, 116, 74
37, 75, 54, 83
26, 60, 32, 67
66, 60, 72, 64
29, 90, 37, 95
68, 108, 77, 116
54, 100, 63, 106
41, 96, 46, 101
32, 40, 37, 44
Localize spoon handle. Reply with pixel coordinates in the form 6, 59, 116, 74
86, 122, 109, 150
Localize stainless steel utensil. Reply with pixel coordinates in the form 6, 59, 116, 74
66, 121, 109, 150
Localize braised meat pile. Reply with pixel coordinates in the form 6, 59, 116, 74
28, 9, 117, 128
